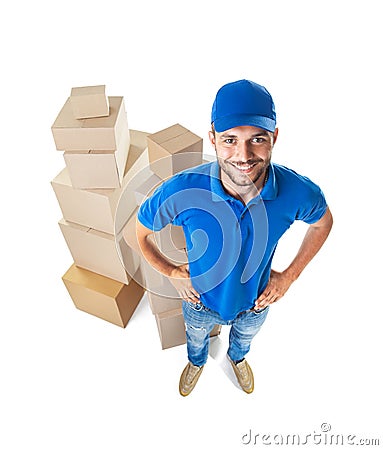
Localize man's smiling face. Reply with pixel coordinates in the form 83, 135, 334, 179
209, 125, 278, 188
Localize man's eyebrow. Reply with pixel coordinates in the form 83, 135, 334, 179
250, 130, 269, 137
219, 131, 269, 139
219, 133, 237, 139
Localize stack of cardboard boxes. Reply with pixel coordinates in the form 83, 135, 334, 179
51, 85, 220, 348
51, 85, 146, 328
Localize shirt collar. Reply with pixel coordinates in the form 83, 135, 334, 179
260, 163, 278, 201
209, 161, 278, 203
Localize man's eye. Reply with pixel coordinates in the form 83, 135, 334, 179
224, 139, 235, 144
252, 137, 265, 143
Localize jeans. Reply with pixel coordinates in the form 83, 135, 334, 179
182, 300, 269, 367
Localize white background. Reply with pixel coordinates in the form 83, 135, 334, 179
1, 1, 382, 448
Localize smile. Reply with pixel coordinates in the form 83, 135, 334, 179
229, 161, 257, 173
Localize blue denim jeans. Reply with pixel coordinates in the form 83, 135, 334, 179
182, 300, 269, 367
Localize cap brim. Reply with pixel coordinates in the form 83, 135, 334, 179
213, 114, 276, 133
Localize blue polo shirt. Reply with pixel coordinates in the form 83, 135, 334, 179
138, 161, 327, 321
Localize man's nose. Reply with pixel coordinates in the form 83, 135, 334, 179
235, 140, 253, 161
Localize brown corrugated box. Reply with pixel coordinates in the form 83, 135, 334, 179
59, 218, 139, 284
147, 291, 182, 315
145, 247, 189, 313
121, 210, 188, 297
155, 307, 221, 349
63, 124, 130, 189
134, 172, 162, 207
51, 130, 150, 235
51, 96, 128, 151
62, 264, 144, 328
122, 208, 186, 260
142, 246, 189, 298
148, 123, 203, 179
70, 85, 109, 119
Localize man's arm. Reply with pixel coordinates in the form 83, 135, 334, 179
123, 217, 200, 302
255, 207, 333, 309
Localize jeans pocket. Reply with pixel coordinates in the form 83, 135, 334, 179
251, 306, 268, 314
187, 301, 204, 312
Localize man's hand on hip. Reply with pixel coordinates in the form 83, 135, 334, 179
255, 269, 294, 309
170, 264, 201, 303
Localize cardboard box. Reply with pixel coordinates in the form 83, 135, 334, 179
111, 134, 154, 235
70, 85, 109, 119
51, 96, 128, 151
145, 248, 194, 298
138, 256, 165, 293
62, 264, 144, 327
134, 172, 162, 207
115, 232, 147, 289
59, 218, 140, 284
147, 291, 182, 315
148, 123, 203, 179
155, 308, 221, 349
63, 124, 130, 189
51, 130, 150, 235
121, 211, 188, 296
123, 206, 186, 255
141, 247, 188, 299
145, 271, 186, 298
118, 209, 156, 292
144, 249, 190, 315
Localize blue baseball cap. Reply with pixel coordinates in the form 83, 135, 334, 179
211, 79, 276, 133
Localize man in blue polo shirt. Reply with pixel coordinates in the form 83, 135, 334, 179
136, 79, 333, 396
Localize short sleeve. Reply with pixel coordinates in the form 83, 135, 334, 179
296, 181, 328, 224
137, 183, 174, 231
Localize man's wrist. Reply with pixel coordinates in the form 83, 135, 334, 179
169, 265, 182, 278
283, 266, 299, 283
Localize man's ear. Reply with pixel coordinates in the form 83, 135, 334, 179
208, 130, 216, 147
272, 128, 279, 145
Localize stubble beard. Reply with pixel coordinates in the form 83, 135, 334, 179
217, 155, 270, 188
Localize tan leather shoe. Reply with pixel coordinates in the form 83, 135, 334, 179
227, 355, 254, 394
179, 362, 204, 396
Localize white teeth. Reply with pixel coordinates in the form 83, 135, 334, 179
232, 163, 255, 171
